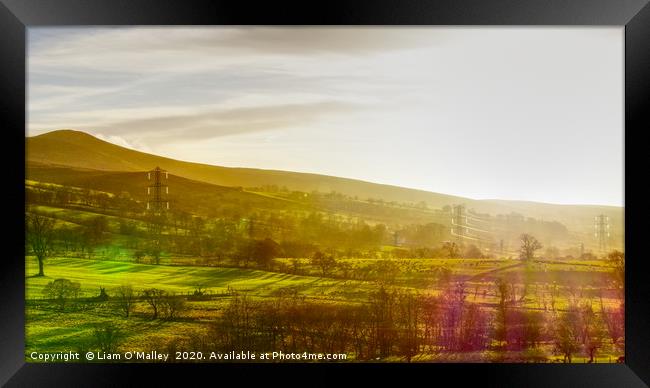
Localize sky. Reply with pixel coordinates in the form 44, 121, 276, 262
28, 27, 624, 206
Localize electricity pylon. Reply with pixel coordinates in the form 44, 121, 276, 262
147, 166, 169, 215
594, 214, 610, 253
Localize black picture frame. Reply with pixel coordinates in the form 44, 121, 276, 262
1, 0, 648, 386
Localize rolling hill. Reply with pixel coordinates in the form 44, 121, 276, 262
26, 130, 623, 238
25, 163, 457, 229
25, 163, 307, 217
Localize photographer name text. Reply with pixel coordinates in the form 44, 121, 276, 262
29, 350, 347, 362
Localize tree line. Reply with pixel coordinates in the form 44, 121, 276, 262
163, 284, 624, 362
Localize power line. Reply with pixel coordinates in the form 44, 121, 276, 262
464, 213, 490, 223
451, 204, 466, 243
451, 204, 493, 244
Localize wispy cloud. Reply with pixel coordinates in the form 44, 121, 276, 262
28, 27, 427, 140
91, 101, 362, 143
29, 27, 440, 70
27, 27, 623, 206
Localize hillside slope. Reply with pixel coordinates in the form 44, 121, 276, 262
26, 130, 466, 206
26, 163, 301, 216
27, 130, 623, 235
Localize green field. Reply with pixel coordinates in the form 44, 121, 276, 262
26, 257, 379, 301
25, 253, 623, 363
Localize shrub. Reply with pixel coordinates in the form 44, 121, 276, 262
160, 293, 186, 320
93, 323, 121, 353
42, 278, 80, 311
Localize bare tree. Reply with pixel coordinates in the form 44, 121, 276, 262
370, 286, 397, 358
601, 301, 624, 348
442, 241, 461, 258
521, 310, 544, 349
494, 277, 510, 347
311, 251, 337, 276
115, 285, 136, 318
554, 307, 581, 363
519, 234, 542, 262
608, 250, 624, 298
584, 311, 607, 363
26, 212, 55, 276
252, 238, 281, 269
142, 288, 167, 319
395, 291, 420, 362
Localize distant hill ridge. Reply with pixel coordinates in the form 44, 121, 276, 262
26, 130, 623, 232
